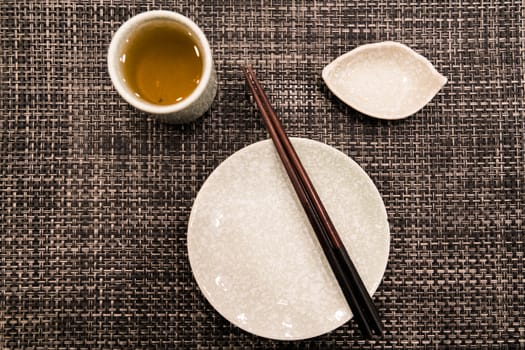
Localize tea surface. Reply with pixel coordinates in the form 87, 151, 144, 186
120, 23, 203, 105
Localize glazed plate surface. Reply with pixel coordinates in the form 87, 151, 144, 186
188, 138, 390, 340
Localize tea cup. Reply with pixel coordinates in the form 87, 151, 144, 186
108, 10, 217, 123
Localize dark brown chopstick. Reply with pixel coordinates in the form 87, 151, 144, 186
242, 65, 383, 338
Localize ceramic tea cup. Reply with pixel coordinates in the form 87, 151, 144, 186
108, 10, 217, 123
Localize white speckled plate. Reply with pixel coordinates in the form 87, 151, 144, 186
187, 138, 390, 340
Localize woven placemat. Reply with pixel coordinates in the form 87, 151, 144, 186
1, 0, 524, 348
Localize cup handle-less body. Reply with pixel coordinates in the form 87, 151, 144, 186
108, 10, 217, 124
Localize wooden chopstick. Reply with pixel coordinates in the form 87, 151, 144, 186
242, 65, 383, 338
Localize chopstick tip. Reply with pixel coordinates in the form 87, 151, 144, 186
240, 64, 253, 76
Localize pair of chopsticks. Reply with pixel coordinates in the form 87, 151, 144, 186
241, 65, 383, 339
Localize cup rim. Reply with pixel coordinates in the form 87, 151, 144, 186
107, 10, 213, 114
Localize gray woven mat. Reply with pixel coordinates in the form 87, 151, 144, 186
1, 0, 524, 348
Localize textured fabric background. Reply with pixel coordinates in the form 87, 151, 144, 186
1, 0, 524, 348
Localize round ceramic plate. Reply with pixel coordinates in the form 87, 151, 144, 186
187, 138, 390, 340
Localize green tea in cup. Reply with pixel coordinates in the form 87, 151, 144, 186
108, 11, 217, 123
120, 23, 203, 106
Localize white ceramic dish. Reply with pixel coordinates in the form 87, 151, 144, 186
187, 138, 390, 340
322, 41, 447, 120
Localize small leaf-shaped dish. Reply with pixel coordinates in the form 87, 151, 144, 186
322, 41, 447, 120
